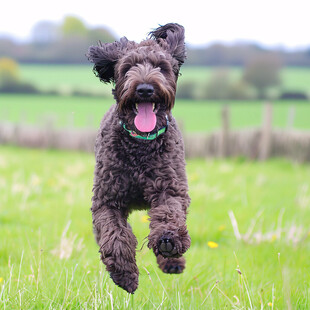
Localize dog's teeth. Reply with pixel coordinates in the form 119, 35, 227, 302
135, 103, 138, 111
152, 103, 155, 111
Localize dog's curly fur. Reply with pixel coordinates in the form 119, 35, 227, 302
87, 23, 191, 294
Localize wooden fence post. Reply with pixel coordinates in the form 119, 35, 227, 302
45, 115, 57, 147
259, 102, 273, 160
219, 105, 230, 157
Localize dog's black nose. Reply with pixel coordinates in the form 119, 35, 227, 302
136, 84, 154, 98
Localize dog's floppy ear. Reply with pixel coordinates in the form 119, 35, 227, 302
87, 37, 128, 84
149, 23, 186, 68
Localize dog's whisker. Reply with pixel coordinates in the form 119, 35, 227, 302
137, 239, 148, 252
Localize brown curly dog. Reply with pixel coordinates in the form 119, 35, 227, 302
87, 23, 191, 293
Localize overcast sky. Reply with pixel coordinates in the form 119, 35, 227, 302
1, 0, 309, 49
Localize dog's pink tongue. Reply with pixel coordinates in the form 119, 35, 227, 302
134, 102, 156, 132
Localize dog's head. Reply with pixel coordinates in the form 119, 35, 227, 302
87, 23, 186, 134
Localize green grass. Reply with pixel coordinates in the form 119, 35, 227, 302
180, 66, 310, 94
1, 94, 310, 132
1, 146, 310, 308
19, 64, 310, 95
20, 64, 111, 96
281, 67, 310, 92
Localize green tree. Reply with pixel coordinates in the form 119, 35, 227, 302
88, 27, 116, 43
228, 80, 252, 100
61, 16, 88, 37
0, 57, 19, 85
203, 69, 231, 100
0, 57, 37, 93
243, 54, 281, 99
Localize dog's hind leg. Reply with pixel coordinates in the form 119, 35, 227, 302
92, 206, 139, 294
156, 255, 186, 274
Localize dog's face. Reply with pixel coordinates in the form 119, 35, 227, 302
87, 23, 186, 134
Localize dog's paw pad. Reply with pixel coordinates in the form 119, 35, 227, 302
163, 264, 183, 274
158, 236, 178, 257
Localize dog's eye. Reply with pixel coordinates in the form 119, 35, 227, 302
158, 61, 170, 74
120, 63, 132, 76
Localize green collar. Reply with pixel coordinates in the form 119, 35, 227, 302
120, 115, 169, 140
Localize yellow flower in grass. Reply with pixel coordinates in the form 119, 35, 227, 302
268, 302, 273, 307
0, 277, 3, 283
207, 241, 219, 248
141, 215, 149, 223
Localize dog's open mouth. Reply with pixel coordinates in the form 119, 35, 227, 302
133, 102, 158, 132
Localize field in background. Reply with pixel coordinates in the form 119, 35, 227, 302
20, 64, 110, 96
1, 94, 310, 132
0, 64, 308, 133
0, 146, 310, 308
19, 64, 310, 95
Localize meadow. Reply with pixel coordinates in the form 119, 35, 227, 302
1, 65, 309, 133
1, 65, 310, 308
0, 146, 310, 309
19, 65, 310, 95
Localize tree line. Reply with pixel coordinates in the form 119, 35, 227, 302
0, 16, 115, 64
0, 16, 309, 66
187, 44, 310, 67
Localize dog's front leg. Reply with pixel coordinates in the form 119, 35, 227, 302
92, 206, 139, 294
147, 196, 191, 259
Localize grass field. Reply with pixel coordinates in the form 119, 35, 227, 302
1, 146, 310, 308
1, 64, 308, 133
1, 94, 310, 132
20, 65, 111, 96
19, 65, 310, 95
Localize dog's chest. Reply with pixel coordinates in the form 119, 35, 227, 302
111, 145, 166, 202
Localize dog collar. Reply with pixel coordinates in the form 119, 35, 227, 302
120, 115, 169, 140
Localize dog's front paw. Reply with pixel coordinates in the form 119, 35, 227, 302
162, 256, 186, 274
157, 229, 190, 258
158, 234, 179, 257
103, 256, 139, 294
148, 227, 191, 258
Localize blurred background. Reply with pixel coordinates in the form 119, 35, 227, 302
0, 0, 309, 160
0, 0, 309, 161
